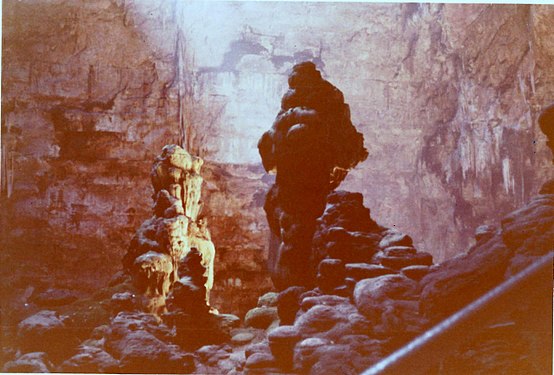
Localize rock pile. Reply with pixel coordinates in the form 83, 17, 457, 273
242, 190, 434, 374
239, 183, 552, 374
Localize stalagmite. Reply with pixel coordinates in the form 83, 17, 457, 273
123, 144, 215, 313
258, 61, 368, 289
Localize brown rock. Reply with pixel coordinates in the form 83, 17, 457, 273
245, 352, 276, 369
244, 306, 279, 329
345, 263, 396, 280
401, 265, 430, 280
377, 251, 433, 269
379, 230, 414, 249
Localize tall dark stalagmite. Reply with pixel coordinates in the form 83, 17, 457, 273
258, 62, 368, 289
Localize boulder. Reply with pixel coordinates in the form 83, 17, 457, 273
257, 292, 279, 307
110, 292, 136, 312
215, 313, 241, 331
113, 329, 193, 373
345, 263, 396, 280
3, 352, 53, 373
231, 332, 256, 346
244, 352, 276, 369
300, 295, 350, 311
268, 325, 302, 369
57, 346, 119, 373
420, 238, 511, 322
376, 251, 433, 269
244, 306, 279, 329
379, 230, 413, 249
245, 341, 271, 359
17, 310, 79, 361
276, 286, 307, 325
294, 302, 369, 341
307, 344, 374, 375
196, 344, 232, 366
293, 337, 332, 372
474, 224, 497, 242
354, 274, 419, 321
401, 265, 430, 280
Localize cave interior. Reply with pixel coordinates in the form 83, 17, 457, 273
1, 1, 553, 374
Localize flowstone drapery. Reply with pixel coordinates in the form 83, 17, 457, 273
258, 62, 368, 288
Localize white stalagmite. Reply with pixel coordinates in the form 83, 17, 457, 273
125, 144, 216, 314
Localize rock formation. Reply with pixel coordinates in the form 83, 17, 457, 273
122, 144, 215, 314
258, 61, 368, 289
239, 168, 552, 374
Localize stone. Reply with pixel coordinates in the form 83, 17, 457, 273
4, 4, 554, 342
244, 306, 279, 329
257, 292, 279, 307
293, 337, 332, 371
170, 251, 211, 316
338, 334, 383, 358
111, 329, 192, 373
474, 224, 497, 242
401, 265, 430, 280
307, 344, 373, 375
383, 246, 417, 256
245, 341, 271, 359
300, 295, 350, 311
132, 250, 173, 313
196, 344, 232, 366
2, 352, 53, 373
322, 192, 379, 233
90, 324, 111, 340
244, 352, 276, 369
276, 286, 306, 325
231, 332, 256, 345
294, 302, 366, 341
318, 258, 345, 277
110, 291, 136, 312
106, 311, 173, 347
345, 263, 396, 280
215, 313, 241, 331
354, 274, 419, 321
419, 239, 511, 322
323, 227, 381, 262
170, 311, 230, 350
377, 251, 433, 269
16, 310, 79, 361
379, 230, 414, 249
317, 258, 346, 291
57, 346, 120, 373
421, 193, 554, 323
539, 103, 554, 158
268, 325, 302, 369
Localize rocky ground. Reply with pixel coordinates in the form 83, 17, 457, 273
2, 183, 551, 374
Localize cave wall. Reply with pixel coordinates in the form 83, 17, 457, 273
1, 0, 273, 316
2, 1, 553, 314
1, 0, 182, 292
173, 2, 554, 260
